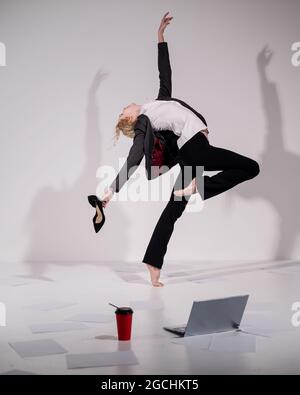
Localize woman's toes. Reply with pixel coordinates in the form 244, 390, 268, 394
174, 189, 184, 197
152, 281, 164, 287
145, 264, 164, 286
174, 187, 190, 197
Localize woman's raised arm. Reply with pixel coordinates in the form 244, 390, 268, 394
156, 12, 174, 99
158, 11, 173, 43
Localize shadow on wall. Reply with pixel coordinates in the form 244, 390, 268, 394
233, 45, 300, 259
22, 70, 130, 278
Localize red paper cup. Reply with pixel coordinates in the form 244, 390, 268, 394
115, 307, 133, 341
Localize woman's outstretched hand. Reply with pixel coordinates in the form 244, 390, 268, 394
101, 187, 114, 208
158, 11, 173, 41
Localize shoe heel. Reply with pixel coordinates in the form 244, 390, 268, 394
88, 195, 97, 208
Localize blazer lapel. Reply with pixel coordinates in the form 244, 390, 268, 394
136, 113, 180, 180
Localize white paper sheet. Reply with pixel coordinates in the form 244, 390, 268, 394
241, 313, 291, 336
9, 339, 67, 358
117, 273, 148, 284
170, 334, 213, 349
188, 276, 227, 284
30, 322, 88, 334
95, 335, 118, 341
65, 313, 113, 323
268, 266, 300, 276
170, 331, 256, 353
164, 271, 191, 278
66, 350, 139, 369
209, 331, 256, 353
0, 370, 37, 375
24, 301, 77, 311
0, 277, 31, 287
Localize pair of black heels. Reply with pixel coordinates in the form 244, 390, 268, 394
87, 195, 105, 233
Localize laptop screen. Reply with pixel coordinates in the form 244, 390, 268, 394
185, 295, 249, 336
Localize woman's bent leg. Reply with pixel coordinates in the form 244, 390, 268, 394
179, 132, 260, 200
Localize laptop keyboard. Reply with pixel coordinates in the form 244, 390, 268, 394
173, 326, 186, 333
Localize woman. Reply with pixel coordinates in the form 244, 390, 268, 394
97, 12, 260, 287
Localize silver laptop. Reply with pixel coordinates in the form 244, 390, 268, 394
163, 295, 249, 337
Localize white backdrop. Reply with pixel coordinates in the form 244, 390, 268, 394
1, 0, 300, 276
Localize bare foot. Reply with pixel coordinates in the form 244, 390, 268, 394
173, 178, 197, 197
146, 264, 164, 287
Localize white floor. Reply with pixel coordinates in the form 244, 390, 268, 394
1, 259, 300, 375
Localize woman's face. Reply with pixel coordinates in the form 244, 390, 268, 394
119, 103, 138, 120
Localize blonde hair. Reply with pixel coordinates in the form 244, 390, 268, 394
114, 115, 137, 146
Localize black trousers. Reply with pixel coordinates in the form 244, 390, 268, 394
142, 131, 260, 269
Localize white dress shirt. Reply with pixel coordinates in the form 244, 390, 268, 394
139, 100, 209, 149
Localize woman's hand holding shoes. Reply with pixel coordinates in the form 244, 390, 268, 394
101, 187, 114, 208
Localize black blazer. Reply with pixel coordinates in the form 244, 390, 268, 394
110, 41, 207, 193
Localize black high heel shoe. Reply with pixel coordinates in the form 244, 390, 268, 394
87, 195, 106, 233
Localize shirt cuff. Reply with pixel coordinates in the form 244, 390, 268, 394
109, 184, 116, 193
